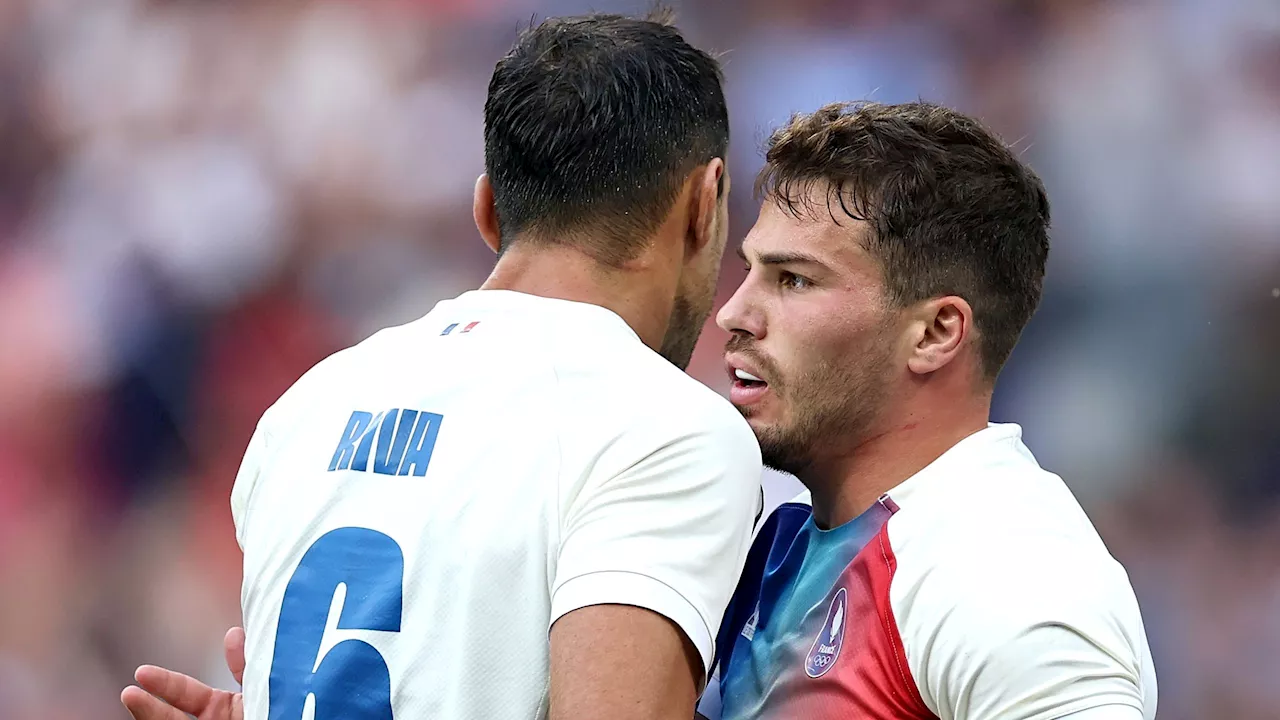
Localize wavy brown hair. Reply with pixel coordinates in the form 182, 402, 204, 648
758, 101, 1051, 378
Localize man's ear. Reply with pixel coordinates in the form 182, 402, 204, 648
906, 296, 972, 375
473, 174, 501, 255
685, 158, 725, 259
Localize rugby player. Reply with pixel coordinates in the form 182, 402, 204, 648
121, 13, 762, 720
701, 101, 1157, 720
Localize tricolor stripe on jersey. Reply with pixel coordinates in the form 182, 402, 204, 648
713, 495, 934, 719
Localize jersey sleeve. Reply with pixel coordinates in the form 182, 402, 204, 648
549, 407, 763, 676
900, 546, 1155, 720
1058, 707, 1146, 720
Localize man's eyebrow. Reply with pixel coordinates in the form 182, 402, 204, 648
738, 246, 827, 268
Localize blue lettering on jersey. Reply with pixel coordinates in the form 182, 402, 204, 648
328, 411, 373, 471
328, 409, 444, 477
269, 527, 403, 720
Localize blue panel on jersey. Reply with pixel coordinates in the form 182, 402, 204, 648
712, 499, 896, 720
268, 527, 404, 720
713, 502, 813, 677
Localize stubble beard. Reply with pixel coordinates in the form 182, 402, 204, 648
659, 291, 714, 371
746, 343, 894, 480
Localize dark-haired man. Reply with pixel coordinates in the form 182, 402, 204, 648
122, 13, 760, 720
701, 102, 1157, 720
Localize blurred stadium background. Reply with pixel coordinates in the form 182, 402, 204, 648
0, 0, 1278, 717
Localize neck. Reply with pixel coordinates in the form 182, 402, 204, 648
480, 242, 679, 352
805, 387, 992, 530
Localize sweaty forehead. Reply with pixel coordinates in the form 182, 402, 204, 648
742, 201, 878, 277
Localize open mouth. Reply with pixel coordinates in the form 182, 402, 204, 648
728, 364, 770, 406
733, 368, 767, 389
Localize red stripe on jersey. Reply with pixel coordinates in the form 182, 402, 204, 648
779, 523, 936, 719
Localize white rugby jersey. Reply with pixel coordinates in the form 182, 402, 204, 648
702, 424, 1157, 720
231, 289, 763, 720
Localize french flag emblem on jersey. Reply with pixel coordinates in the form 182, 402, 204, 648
805, 587, 848, 678
441, 321, 480, 336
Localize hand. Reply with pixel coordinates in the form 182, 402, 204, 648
121, 627, 246, 720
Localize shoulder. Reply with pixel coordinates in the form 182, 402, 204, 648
655, 368, 759, 456
881, 428, 1154, 717
637, 367, 762, 493
558, 343, 761, 473
648, 355, 756, 447
889, 458, 1145, 663
894, 531, 1142, 636
253, 325, 412, 437
569, 335, 744, 414
887, 426, 1114, 572
890, 525, 1152, 718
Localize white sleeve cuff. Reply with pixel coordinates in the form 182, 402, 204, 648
1058, 701, 1146, 720
550, 570, 716, 674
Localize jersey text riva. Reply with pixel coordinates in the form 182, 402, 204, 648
327, 409, 444, 476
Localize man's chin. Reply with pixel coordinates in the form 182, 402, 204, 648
756, 431, 812, 479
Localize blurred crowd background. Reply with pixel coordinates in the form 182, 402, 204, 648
0, 0, 1277, 717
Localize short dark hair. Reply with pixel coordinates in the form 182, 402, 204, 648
757, 101, 1051, 378
483, 11, 729, 266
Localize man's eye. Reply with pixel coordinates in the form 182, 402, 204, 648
780, 272, 810, 290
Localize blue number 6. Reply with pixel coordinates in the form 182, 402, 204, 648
268, 527, 404, 720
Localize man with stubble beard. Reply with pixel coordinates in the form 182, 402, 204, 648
703, 101, 1157, 720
